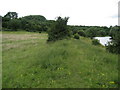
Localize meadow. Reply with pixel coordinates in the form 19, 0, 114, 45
2, 31, 118, 88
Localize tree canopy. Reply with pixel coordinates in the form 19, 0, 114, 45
47, 16, 70, 42
22, 15, 46, 22
4, 12, 18, 19
106, 26, 120, 54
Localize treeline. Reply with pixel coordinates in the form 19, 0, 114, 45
69, 25, 111, 38
2, 12, 111, 38
106, 26, 120, 54
1, 12, 120, 54
2, 12, 55, 32
1, 12, 119, 39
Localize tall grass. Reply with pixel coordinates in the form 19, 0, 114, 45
2, 32, 118, 88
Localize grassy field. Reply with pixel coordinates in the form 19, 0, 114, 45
2, 31, 118, 88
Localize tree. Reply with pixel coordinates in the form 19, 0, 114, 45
47, 16, 70, 42
109, 25, 118, 37
4, 12, 18, 19
20, 15, 47, 32
19, 18, 28, 30
74, 33, 80, 39
72, 29, 78, 35
22, 15, 46, 22
98, 30, 106, 36
106, 26, 120, 54
2, 17, 11, 29
78, 30, 86, 37
8, 19, 20, 31
86, 27, 97, 39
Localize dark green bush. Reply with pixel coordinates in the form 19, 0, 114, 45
74, 34, 80, 39
39, 31, 41, 33
78, 30, 86, 37
85, 27, 97, 39
106, 26, 120, 54
92, 39, 100, 45
72, 29, 78, 35
47, 16, 70, 42
106, 42, 117, 53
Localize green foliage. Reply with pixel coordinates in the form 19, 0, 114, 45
2, 12, 111, 37
47, 16, 70, 42
78, 30, 86, 37
72, 29, 78, 35
86, 27, 97, 39
4, 12, 18, 19
74, 34, 80, 39
109, 26, 119, 37
20, 15, 47, 32
2, 12, 50, 32
2, 17, 11, 29
8, 19, 21, 31
22, 15, 46, 22
68, 25, 110, 38
92, 39, 101, 45
98, 30, 106, 36
106, 42, 116, 53
106, 26, 120, 54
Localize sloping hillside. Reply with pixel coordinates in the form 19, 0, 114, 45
2, 31, 118, 88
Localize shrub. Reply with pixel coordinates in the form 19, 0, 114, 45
106, 26, 120, 54
86, 27, 97, 39
106, 42, 116, 53
74, 34, 80, 39
72, 29, 78, 35
78, 30, 86, 37
47, 16, 70, 42
92, 39, 100, 45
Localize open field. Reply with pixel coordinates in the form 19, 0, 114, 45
2, 31, 118, 88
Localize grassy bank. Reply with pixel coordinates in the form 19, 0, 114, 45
2, 31, 118, 88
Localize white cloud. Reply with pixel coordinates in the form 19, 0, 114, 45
0, 0, 119, 26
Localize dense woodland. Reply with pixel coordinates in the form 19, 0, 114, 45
1, 12, 120, 54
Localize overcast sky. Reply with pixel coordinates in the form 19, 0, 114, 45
0, 0, 119, 26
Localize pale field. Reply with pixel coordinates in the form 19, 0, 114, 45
2, 32, 47, 51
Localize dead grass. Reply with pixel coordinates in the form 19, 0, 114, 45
2, 33, 47, 51
2, 33, 47, 41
